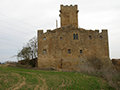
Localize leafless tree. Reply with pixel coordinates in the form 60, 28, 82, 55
17, 36, 38, 64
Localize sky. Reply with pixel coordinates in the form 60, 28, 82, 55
0, 0, 120, 63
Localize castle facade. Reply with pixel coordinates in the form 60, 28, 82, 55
37, 5, 109, 70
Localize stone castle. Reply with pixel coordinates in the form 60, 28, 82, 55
37, 5, 109, 70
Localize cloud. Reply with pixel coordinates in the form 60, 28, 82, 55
0, 0, 120, 62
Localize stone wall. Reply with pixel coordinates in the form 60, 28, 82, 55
37, 5, 110, 71
59, 5, 78, 28
37, 25, 109, 70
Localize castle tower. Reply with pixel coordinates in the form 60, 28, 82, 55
59, 5, 79, 28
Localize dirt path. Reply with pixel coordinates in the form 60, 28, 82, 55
24, 72, 48, 90
7, 73, 26, 90
59, 79, 65, 87
34, 84, 39, 90
36, 74, 48, 90
13, 77, 26, 90
58, 75, 75, 89
33, 74, 42, 90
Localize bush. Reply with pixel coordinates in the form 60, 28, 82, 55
18, 58, 37, 67
87, 56, 103, 70
101, 66, 119, 89
79, 56, 120, 90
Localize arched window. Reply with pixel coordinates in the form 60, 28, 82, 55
76, 34, 78, 39
73, 34, 76, 40
73, 34, 78, 40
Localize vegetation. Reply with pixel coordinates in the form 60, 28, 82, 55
13, 37, 120, 89
80, 56, 120, 90
0, 65, 116, 90
17, 36, 37, 65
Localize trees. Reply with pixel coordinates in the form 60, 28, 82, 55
28, 36, 38, 59
17, 36, 37, 64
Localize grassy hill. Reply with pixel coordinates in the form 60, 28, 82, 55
0, 65, 115, 90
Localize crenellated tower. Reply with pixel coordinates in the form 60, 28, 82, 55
59, 5, 79, 28
37, 5, 110, 70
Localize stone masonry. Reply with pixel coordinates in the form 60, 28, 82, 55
37, 5, 110, 70
60, 5, 78, 28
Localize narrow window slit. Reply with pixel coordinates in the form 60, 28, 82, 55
73, 34, 76, 40
60, 37, 62, 40
100, 35, 102, 39
89, 35, 91, 39
80, 50, 82, 54
43, 49, 47, 54
68, 49, 71, 54
76, 34, 78, 39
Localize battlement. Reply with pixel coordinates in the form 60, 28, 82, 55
37, 5, 109, 71
60, 4, 78, 13
38, 30, 43, 37
60, 4, 77, 7
95, 29, 99, 32
93, 29, 108, 33
47, 29, 51, 32
102, 29, 108, 32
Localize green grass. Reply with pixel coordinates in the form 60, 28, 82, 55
0, 65, 115, 90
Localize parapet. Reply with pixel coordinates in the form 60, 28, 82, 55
47, 29, 51, 32
102, 29, 108, 33
95, 29, 99, 32
60, 4, 78, 9
102, 29, 108, 31
95, 29, 99, 34
60, 4, 77, 7
38, 30, 43, 37
47, 29, 51, 34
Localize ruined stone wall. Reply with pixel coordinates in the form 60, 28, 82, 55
37, 25, 109, 70
59, 5, 78, 28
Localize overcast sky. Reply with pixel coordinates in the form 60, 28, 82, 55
0, 0, 120, 62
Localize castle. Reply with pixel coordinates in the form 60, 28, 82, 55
37, 5, 110, 70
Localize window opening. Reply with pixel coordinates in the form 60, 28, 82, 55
60, 37, 62, 40
44, 37, 46, 41
89, 35, 91, 39
76, 34, 78, 39
43, 49, 47, 54
100, 35, 102, 39
73, 34, 76, 40
80, 50, 82, 53
68, 49, 71, 54
73, 34, 78, 40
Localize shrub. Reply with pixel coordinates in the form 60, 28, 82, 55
87, 56, 103, 70
79, 56, 120, 90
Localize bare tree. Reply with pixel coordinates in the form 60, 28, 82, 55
28, 36, 38, 59
17, 46, 32, 64
17, 36, 38, 64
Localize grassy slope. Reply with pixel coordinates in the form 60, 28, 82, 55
0, 65, 115, 90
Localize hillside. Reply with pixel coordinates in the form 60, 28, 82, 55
0, 65, 115, 90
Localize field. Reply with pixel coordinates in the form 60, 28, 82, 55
0, 65, 115, 90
